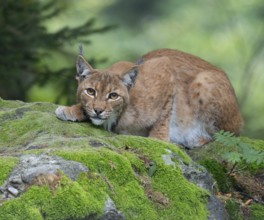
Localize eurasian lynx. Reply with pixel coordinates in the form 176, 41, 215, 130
56, 49, 243, 148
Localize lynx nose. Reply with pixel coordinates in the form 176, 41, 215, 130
94, 108, 104, 116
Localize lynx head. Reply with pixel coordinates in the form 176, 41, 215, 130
76, 55, 138, 130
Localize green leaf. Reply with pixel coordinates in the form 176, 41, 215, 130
214, 130, 264, 166
214, 130, 240, 147
148, 161, 157, 177
223, 152, 242, 164
242, 148, 264, 165
238, 142, 251, 151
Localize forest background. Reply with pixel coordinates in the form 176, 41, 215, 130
0, 0, 263, 139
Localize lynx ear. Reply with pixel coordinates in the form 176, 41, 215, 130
76, 55, 94, 81
122, 66, 138, 89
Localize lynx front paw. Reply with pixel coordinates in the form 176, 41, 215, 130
55, 106, 77, 122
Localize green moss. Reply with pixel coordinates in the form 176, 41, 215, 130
0, 157, 19, 185
77, 172, 109, 204
41, 176, 103, 220
0, 98, 26, 110
113, 182, 158, 219
0, 109, 108, 148
54, 144, 209, 219
122, 151, 147, 175
200, 159, 231, 193
103, 136, 209, 219
112, 135, 191, 164
152, 165, 209, 219
54, 149, 159, 219
0, 199, 43, 220
79, 169, 158, 219
249, 203, 264, 220
225, 199, 243, 220
0, 175, 104, 220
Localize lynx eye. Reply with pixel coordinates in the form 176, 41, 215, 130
108, 92, 119, 100
85, 88, 96, 96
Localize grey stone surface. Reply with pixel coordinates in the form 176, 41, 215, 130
1, 154, 89, 199
99, 196, 125, 220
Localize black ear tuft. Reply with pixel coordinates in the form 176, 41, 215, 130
76, 55, 93, 82
135, 58, 144, 65
79, 45, 83, 56
122, 66, 138, 89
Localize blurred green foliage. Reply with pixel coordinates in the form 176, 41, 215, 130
0, 0, 263, 139
0, 0, 114, 103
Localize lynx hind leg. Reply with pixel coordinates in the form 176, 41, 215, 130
55, 104, 87, 122
149, 96, 173, 142
188, 71, 242, 135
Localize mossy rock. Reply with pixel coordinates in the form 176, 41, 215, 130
199, 159, 231, 193
0, 98, 260, 219
187, 126, 264, 219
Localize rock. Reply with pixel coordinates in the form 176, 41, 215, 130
162, 149, 228, 220
7, 186, 19, 197
1, 98, 261, 219
100, 196, 125, 220
1, 154, 89, 200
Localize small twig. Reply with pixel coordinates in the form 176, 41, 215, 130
230, 165, 248, 174
239, 191, 264, 205
211, 181, 217, 193
227, 162, 238, 177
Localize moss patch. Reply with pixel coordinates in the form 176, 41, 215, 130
249, 203, 264, 220
0, 175, 104, 220
151, 166, 209, 219
54, 144, 208, 219
200, 159, 231, 193
0, 110, 108, 148
0, 157, 19, 185
225, 199, 243, 220
0, 199, 43, 220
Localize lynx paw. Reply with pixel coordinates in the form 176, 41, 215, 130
55, 106, 77, 122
